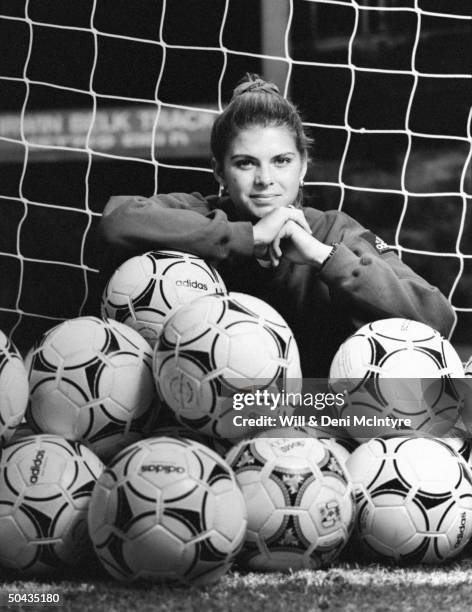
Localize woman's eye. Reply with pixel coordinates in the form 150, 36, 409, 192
274, 156, 291, 166
235, 159, 254, 168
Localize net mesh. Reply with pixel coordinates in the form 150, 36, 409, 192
0, 0, 471, 353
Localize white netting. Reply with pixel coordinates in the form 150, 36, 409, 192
0, 0, 470, 354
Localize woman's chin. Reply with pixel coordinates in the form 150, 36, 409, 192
254, 204, 275, 218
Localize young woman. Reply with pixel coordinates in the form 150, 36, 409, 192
99, 74, 455, 377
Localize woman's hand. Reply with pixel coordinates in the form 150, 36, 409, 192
269, 220, 333, 267
252, 207, 311, 262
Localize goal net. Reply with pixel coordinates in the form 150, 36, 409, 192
0, 0, 471, 355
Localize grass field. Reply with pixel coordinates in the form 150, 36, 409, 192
3, 556, 472, 612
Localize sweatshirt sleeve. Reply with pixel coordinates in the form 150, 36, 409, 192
98, 192, 254, 266
309, 209, 455, 338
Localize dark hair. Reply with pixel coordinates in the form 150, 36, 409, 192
211, 73, 313, 165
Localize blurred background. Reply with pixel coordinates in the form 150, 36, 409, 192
0, 0, 470, 354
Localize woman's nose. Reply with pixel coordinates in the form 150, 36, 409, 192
254, 167, 274, 187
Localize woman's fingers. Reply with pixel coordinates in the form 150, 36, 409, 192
254, 207, 310, 247
287, 208, 311, 234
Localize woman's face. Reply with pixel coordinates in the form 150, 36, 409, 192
214, 125, 307, 220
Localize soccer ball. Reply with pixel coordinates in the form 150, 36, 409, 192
101, 250, 226, 347
347, 436, 472, 564
88, 436, 247, 585
0, 434, 103, 575
0, 331, 29, 448
329, 318, 464, 439
26, 317, 156, 461
154, 292, 302, 440
226, 429, 355, 571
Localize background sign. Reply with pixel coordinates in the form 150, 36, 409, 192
0, 106, 216, 162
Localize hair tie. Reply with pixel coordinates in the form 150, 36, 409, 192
232, 73, 280, 99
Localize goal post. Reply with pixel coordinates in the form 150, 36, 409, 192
0, 0, 470, 356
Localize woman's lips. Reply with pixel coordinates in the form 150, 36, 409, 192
250, 194, 279, 204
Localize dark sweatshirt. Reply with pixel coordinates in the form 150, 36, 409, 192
98, 192, 455, 377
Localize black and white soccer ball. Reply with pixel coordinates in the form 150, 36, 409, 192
329, 318, 464, 439
0, 434, 103, 575
101, 250, 227, 347
88, 436, 247, 585
26, 317, 155, 460
226, 429, 355, 571
0, 330, 29, 448
347, 436, 472, 564
154, 292, 302, 440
